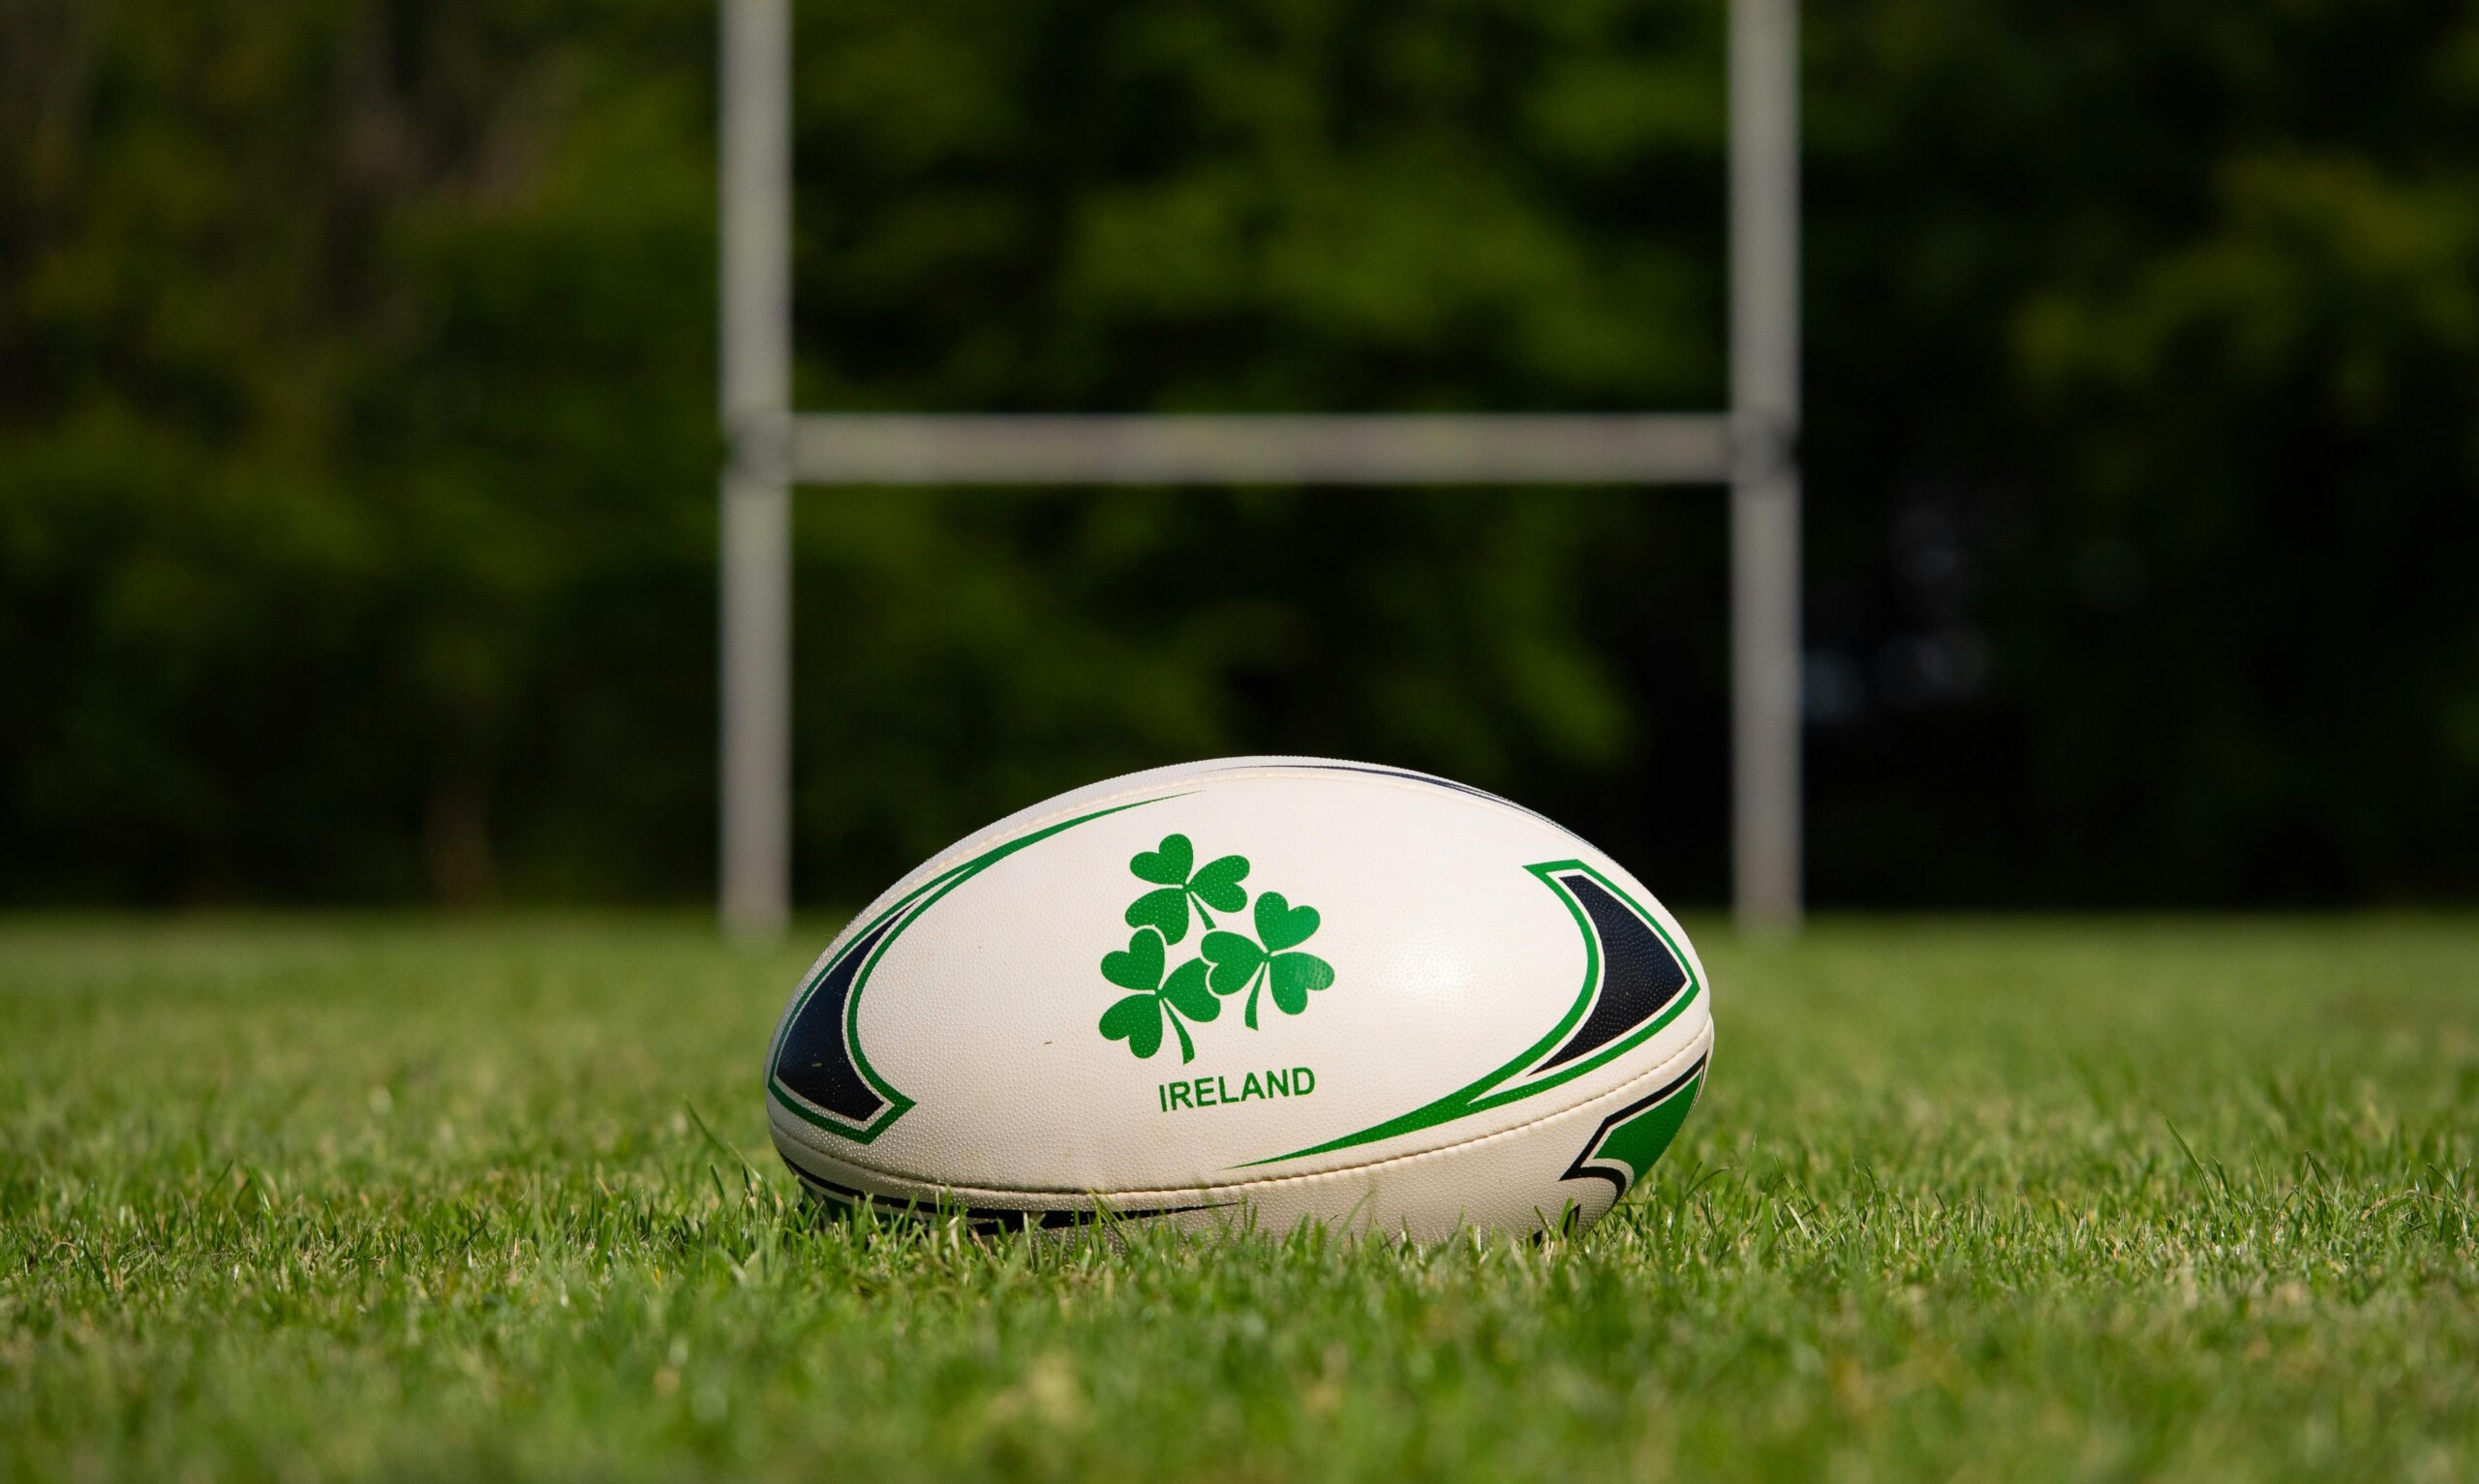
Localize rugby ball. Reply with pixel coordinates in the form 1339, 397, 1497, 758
764, 756, 1713, 1240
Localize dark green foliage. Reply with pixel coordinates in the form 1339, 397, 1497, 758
3, 916, 2476, 1477
3, 0, 2475, 906
0, 0, 720, 903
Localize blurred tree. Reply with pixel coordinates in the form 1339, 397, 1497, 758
1, 0, 717, 902
2, 0, 2473, 907
1797, 0, 2479, 902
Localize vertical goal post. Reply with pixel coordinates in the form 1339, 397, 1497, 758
719, 0, 1800, 938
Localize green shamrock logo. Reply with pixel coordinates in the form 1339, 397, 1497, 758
1096, 927, 1220, 1062
1096, 836, 1335, 1061
1123, 833, 1251, 944
1201, 893, 1336, 1029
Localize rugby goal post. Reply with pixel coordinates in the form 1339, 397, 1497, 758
719, 0, 1801, 937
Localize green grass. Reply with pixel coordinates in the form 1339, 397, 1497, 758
3, 916, 2476, 1482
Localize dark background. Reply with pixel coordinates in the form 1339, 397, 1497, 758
4, 0, 2474, 910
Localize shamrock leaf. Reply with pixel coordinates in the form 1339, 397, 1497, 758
1122, 834, 1252, 944
1129, 834, 1193, 887
1200, 931, 1266, 997
1253, 892, 1319, 951
1097, 929, 1217, 1063
1269, 952, 1336, 1015
1100, 928, 1165, 991
1098, 993, 1165, 1058
1124, 887, 1189, 943
1189, 854, 1250, 914
1161, 958, 1219, 1023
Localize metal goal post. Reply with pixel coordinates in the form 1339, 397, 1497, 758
719, 0, 1800, 937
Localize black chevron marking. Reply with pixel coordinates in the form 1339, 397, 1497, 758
770, 916, 900, 1125
1540, 872, 1689, 1071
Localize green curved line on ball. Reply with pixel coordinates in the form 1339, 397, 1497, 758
1238, 860, 1702, 1167
767, 792, 1189, 1143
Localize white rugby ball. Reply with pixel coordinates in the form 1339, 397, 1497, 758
764, 756, 1713, 1240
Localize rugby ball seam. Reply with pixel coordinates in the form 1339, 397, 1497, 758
772, 1017, 1713, 1202
841, 760, 1587, 929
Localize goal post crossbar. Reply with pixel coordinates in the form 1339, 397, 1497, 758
765, 412, 1737, 487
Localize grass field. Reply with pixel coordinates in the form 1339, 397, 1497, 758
3, 916, 2475, 1481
